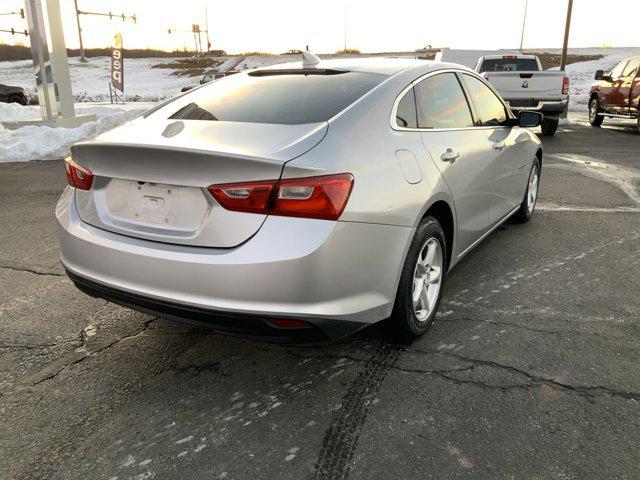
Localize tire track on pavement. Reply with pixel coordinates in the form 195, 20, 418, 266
314, 341, 402, 480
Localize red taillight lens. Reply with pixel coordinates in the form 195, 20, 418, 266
562, 76, 570, 95
273, 174, 353, 220
208, 173, 354, 221
207, 180, 276, 214
64, 156, 94, 190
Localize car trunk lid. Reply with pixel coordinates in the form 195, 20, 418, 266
71, 118, 327, 248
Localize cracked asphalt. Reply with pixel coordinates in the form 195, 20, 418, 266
1, 113, 639, 479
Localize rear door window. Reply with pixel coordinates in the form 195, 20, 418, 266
413, 73, 474, 129
153, 70, 387, 125
460, 74, 509, 127
395, 88, 417, 128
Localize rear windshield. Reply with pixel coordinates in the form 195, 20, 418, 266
479, 58, 540, 72
152, 70, 387, 125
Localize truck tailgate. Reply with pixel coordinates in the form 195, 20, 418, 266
483, 71, 565, 100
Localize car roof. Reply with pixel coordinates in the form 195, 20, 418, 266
248, 57, 473, 77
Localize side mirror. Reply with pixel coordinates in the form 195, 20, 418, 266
595, 70, 613, 82
518, 111, 543, 128
200, 74, 214, 84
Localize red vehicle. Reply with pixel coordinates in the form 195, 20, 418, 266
589, 56, 640, 132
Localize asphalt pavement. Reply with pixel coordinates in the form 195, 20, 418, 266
0, 113, 638, 479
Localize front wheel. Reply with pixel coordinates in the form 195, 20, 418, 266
541, 117, 559, 136
391, 217, 447, 340
513, 159, 540, 223
589, 97, 604, 127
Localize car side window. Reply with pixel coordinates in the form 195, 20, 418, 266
396, 87, 417, 128
413, 73, 473, 129
460, 74, 508, 127
610, 60, 628, 79
621, 59, 639, 78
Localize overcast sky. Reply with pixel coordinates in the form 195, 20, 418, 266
1, 0, 637, 53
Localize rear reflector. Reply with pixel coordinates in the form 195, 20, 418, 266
266, 318, 314, 329
64, 156, 94, 190
208, 173, 354, 221
562, 76, 570, 95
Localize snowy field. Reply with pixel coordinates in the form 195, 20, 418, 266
1, 48, 638, 163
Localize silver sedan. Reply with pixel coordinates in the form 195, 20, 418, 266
57, 56, 543, 342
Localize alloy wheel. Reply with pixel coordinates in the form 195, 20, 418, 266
412, 238, 443, 321
527, 164, 539, 214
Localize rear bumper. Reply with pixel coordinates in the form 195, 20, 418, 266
56, 187, 413, 340
506, 98, 569, 118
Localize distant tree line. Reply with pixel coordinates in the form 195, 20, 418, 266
0, 44, 203, 62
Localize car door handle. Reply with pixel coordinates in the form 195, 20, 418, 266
493, 142, 505, 150
441, 148, 460, 163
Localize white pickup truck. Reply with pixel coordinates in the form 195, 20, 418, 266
474, 54, 569, 136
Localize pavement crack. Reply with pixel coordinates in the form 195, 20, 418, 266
410, 348, 640, 401
0, 264, 65, 277
0, 317, 159, 398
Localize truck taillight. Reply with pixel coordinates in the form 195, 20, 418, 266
64, 156, 94, 190
562, 76, 570, 95
208, 173, 354, 221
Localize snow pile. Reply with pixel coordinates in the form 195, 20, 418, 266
0, 103, 144, 163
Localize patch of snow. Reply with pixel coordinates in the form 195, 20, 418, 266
0, 104, 144, 163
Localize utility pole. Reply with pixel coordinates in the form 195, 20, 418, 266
519, 0, 528, 51
343, 2, 347, 51
560, 0, 573, 70
73, 0, 86, 62
205, 8, 211, 52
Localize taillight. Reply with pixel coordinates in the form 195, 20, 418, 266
207, 173, 354, 221
208, 180, 276, 214
562, 76, 570, 95
64, 156, 94, 190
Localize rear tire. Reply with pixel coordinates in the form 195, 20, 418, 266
589, 97, 604, 127
513, 158, 540, 223
7, 94, 26, 106
540, 117, 559, 136
391, 217, 447, 341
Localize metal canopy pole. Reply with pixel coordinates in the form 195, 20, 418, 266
560, 0, 574, 71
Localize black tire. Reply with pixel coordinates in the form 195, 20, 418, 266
540, 117, 559, 136
589, 97, 604, 127
513, 158, 541, 223
391, 216, 447, 341
7, 94, 27, 106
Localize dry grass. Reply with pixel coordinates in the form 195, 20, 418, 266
525, 52, 604, 70
151, 57, 224, 77
335, 48, 361, 54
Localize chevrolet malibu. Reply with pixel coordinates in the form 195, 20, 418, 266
57, 56, 543, 342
